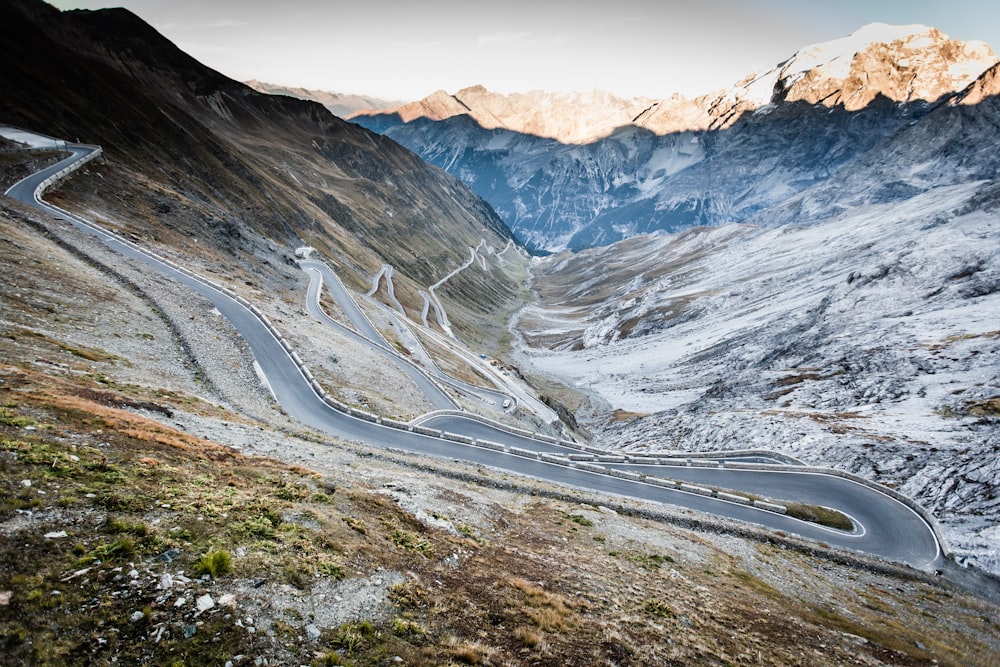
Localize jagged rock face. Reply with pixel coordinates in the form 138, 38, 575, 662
768, 24, 997, 110
349, 24, 999, 253
353, 86, 657, 143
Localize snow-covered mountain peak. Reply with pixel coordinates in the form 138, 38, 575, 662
749, 23, 998, 110
791, 23, 937, 74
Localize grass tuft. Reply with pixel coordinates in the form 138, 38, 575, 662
193, 549, 234, 578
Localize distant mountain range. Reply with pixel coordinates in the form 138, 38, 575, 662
244, 80, 403, 118
339, 24, 999, 251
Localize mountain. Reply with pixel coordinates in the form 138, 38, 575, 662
0, 0, 520, 345
350, 24, 999, 252
3, 2, 1000, 662
354, 85, 658, 143
244, 79, 403, 117
512, 64, 1000, 573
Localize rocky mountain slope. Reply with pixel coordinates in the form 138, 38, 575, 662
350, 24, 999, 251
5, 187, 998, 664
3, 2, 1000, 662
0, 0, 522, 344
513, 97, 1000, 576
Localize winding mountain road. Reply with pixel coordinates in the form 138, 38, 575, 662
301, 262, 458, 411
301, 257, 515, 412
3, 137, 946, 573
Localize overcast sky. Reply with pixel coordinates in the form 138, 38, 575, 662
48, 0, 1000, 101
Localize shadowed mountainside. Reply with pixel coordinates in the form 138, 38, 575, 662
0, 0, 521, 337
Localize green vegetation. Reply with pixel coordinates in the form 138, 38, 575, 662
0, 407, 37, 428
564, 512, 594, 527
342, 515, 367, 534
643, 599, 676, 618
389, 527, 434, 555
193, 549, 234, 578
629, 552, 675, 570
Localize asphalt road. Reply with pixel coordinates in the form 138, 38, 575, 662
5, 142, 946, 572
301, 264, 458, 411
609, 462, 940, 569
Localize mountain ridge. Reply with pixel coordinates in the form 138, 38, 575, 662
244, 79, 403, 117
349, 23, 998, 141
345, 23, 1000, 252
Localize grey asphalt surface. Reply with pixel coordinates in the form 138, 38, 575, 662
5, 144, 946, 572
609, 462, 941, 569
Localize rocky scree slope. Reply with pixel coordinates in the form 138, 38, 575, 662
0, 0, 522, 340
513, 168, 1000, 573
350, 24, 998, 251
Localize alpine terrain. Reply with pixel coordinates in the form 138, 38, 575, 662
347, 23, 1000, 574
350, 24, 999, 252
1, 1, 999, 665
244, 80, 403, 118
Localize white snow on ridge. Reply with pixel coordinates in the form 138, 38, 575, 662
728, 22, 998, 108
791, 23, 934, 79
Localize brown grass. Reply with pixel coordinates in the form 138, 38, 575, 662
611, 408, 650, 422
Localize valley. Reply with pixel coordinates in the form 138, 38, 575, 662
347, 22, 1000, 579
514, 185, 999, 573
1, 0, 998, 664
9, 135, 946, 571
4, 132, 997, 666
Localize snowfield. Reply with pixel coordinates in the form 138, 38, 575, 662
514, 181, 1000, 572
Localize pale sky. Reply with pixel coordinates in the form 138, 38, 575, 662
47, 0, 1000, 101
